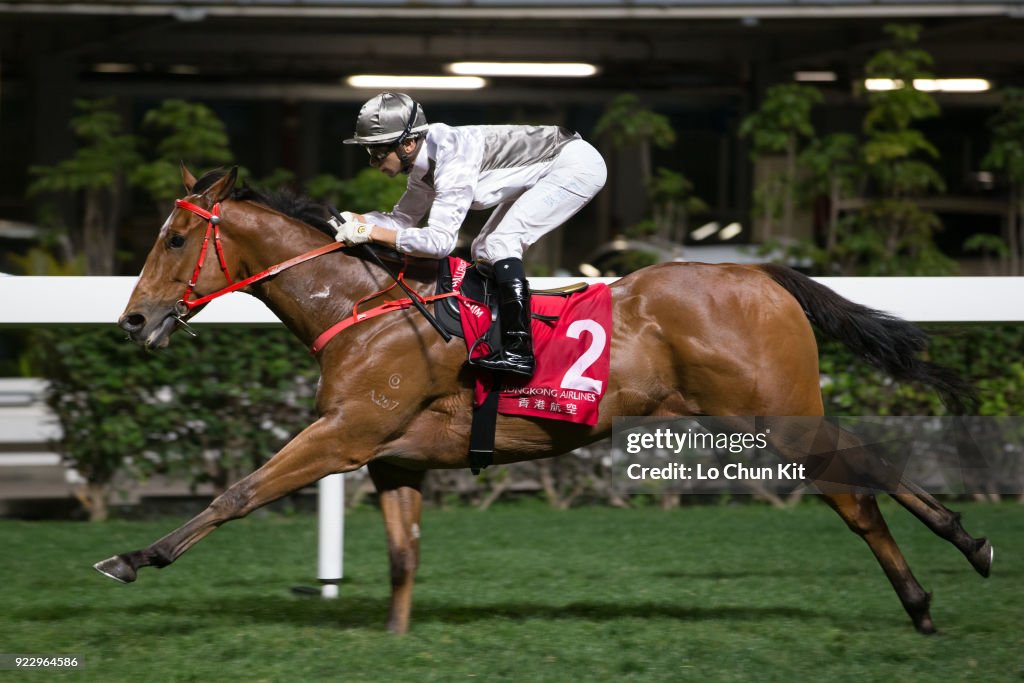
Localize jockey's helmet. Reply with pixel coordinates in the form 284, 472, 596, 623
343, 92, 428, 146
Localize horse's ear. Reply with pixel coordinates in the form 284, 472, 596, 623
181, 162, 198, 193
205, 166, 238, 203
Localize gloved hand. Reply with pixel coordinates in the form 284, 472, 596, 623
328, 211, 374, 245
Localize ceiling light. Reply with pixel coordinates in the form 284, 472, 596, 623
913, 78, 990, 93
447, 62, 599, 77
690, 222, 720, 241
92, 63, 138, 74
864, 77, 991, 93
346, 75, 486, 90
865, 78, 903, 91
794, 71, 837, 82
718, 223, 743, 240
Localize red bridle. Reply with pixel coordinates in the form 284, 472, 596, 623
171, 197, 461, 354
173, 198, 344, 314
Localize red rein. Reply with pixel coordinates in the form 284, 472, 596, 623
173, 198, 458, 355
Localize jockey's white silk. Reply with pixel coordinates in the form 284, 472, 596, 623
363, 123, 606, 263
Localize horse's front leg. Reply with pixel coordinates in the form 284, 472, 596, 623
368, 461, 426, 635
94, 414, 359, 583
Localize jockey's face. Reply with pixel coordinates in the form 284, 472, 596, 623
366, 138, 419, 177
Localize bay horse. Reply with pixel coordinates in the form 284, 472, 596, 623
95, 166, 993, 635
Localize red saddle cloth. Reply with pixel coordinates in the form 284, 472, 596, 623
450, 258, 611, 426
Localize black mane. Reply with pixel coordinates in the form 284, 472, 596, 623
192, 168, 335, 237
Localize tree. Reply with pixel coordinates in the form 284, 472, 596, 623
645, 167, 709, 243
594, 94, 677, 241
981, 87, 1024, 275
798, 133, 861, 254
28, 99, 141, 275
130, 99, 235, 212
739, 84, 823, 240
307, 168, 407, 212
594, 94, 677, 186
777, 24, 955, 276
850, 23, 954, 275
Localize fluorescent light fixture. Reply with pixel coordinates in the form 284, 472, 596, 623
690, 222, 720, 241
865, 78, 903, 91
794, 71, 837, 82
718, 222, 743, 240
168, 64, 200, 75
346, 75, 486, 90
92, 63, 138, 74
448, 62, 599, 77
864, 77, 991, 93
913, 78, 990, 93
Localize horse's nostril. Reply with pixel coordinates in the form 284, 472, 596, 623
120, 313, 146, 333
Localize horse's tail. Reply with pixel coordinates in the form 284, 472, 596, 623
759, 263, 978, 415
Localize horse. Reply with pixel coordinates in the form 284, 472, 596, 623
95, 165, 993, 635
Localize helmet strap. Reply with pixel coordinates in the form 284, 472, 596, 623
397, 137, 423, 175
391, 100, 422, 174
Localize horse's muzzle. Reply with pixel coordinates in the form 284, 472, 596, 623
119, 311, 176, 349
119, 313, 146, 337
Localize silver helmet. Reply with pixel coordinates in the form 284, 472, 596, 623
342, 92, 428, 146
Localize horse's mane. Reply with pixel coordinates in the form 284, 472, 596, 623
193, 168, 336, 238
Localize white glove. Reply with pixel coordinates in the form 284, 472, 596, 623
330, 211, 374, 245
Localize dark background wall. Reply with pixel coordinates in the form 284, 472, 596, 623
2, 1, 1021, 272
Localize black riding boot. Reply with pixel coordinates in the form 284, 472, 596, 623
471, 258, 535, 378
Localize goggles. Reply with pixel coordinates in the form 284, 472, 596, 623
364, 143, 396, 163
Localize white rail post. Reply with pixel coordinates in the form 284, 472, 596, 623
317, 473, 344, 598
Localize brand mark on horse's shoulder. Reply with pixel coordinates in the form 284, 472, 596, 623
388, 374, 402, 389
370, 389, 400, 411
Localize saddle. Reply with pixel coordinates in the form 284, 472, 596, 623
433, 257, 589, 343
433, 257, 608, 475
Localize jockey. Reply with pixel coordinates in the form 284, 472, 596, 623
335, 92, 607, 378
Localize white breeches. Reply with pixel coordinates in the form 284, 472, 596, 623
470, 139, 607, 264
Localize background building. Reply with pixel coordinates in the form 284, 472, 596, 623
3, 0, 1022, 273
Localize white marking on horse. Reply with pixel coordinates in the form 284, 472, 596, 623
370, 389, 400, 411
158, 213, 173, 239
411, 523, 421, 540
310, 285, 332, 300
388, 374, 402, 389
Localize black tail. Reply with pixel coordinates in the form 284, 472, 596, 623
760, 263, 978, 415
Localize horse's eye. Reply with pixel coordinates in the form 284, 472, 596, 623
168, 234, 186, 249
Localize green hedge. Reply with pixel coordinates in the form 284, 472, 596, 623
26, 321, 1021, 519
28, 326, 319, 518
818, 323, 1024, 416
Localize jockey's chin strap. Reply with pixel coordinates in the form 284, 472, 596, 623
173, 198, 344, 315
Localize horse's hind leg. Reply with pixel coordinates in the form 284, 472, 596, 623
889, 482, 993, 577
822, 491, 937, 634
368, 461, 425, 635
94, 415, 353, 583
765, 420, 937, 633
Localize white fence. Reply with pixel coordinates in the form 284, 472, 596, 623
4, 275, 1024, 325
2, 274, 1024, 595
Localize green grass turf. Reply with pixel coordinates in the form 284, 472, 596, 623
0, 500, 1020, 682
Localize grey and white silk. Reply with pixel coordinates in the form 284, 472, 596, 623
364, 123, 607, 263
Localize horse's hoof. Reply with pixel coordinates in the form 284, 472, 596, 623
93, 555, 137, 584
915, 618, 938, 636
969, 538, 994, 578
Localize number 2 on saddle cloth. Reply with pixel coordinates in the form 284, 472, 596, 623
449, 257, 612, 427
